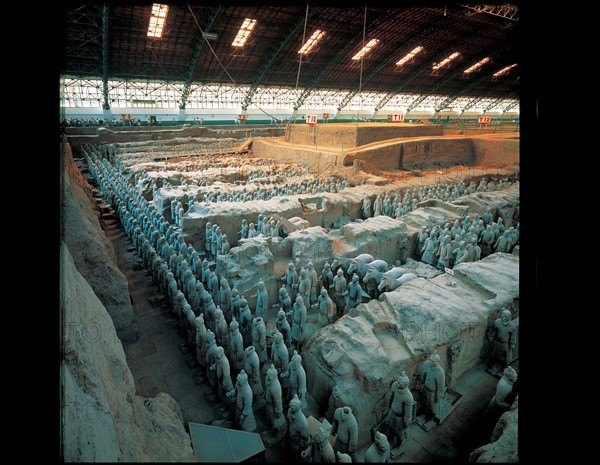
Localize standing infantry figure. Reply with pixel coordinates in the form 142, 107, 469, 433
493, 229, 512, 253
279, 286, 292, 314
343, 273, 363, 311
301, 419, 335, 463
213, 346, 234, 404
263, 365, 287, 442
383, 371, 414, 450
283, 262, 298, 301
214, 309, 230, 357
317, 288, 335, 329
219, 278, 232, 323
239, 219, 248, 239
226, 370, 257, 432
251, 317, 268, 366
244, 346, 264, 400
166, 272, 178, 308
436, 235, 452, 271
205, 331, 218, 397
203, 293, 217, 333
487, 308, 517, 375
362, 196, 372, 218
195, 314, 208, 370
421, 231, 439, 267
332, 268, 348, 315
220, 233, 230, 255
201, 259, 210, 287
306, 262, 319, 306
479, 224, 495, 258
373, 193, 383, 217
275, 310, 292, 352
320, 262, 334, 294
281, 350, 307, 410
418, 351, 446, 421
484, 365, 517, 418
238, 298, 253, 346
253, 280, 269, 319
287, 395, 310, 461
271, 330, 290, 398
297, 268, 311, 307
364, 431, 391, 463
207, 270, 219, 305
331, 406, 359, 462
193, 282, 206, 316
231, 287, 242, 322
229, 318, 245, 375
289, 296, 307, 353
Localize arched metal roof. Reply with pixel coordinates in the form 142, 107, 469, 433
60, 3, 519, 107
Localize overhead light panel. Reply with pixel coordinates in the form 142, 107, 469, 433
432, 52, 460, 70
232, 18, 257, 47
147, 4, 169, 38
351, 39, 380, 61
298, 30, 326, 54
464, 56, 491, 74
396, 46, 424, 66
493, 63, 517, 77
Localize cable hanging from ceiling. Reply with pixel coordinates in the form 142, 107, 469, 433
186, 4, 280, 121
294, 4, 310, 90
357, 4, 368, 124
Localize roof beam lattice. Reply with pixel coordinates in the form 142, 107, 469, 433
179, 6, 222, 109
374, 45, 461, 111
241, 8, 319, 111
460, 4, 519, 21
337, 11, 455, 111
102, 4, 110, 110
64, 5, 104, 78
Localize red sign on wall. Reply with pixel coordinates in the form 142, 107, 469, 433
392, 113, 404, 123
237, 114, 246, 121
322, 112, 330, 120
306, 114, 317, 126
478, 116, 491, 125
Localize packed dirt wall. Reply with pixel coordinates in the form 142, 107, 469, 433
252, 134, 519, 172
60, 141, 194, 460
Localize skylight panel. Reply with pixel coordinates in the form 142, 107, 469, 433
396, 46, 424, 67
351, 39, 379, 61
493, 63, 517, 77
464, 57, 491, 74
232, 18, 257, 47
298, 30, 326, 54
147, 4, 169, 38
432, 52, 460, 71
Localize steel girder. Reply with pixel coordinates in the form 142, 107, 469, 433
460, 4, 518, 21
241, 8, 319, 111
503, 100, 519, 112
102, 4, 110, 110
336, 11, 455, 111
179, 6, 222, 109
64, 5, 104, 78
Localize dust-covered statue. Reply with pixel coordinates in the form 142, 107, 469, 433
383, 371, 414, 449
364, 431, 391, 463
484, 365, 517, 418
226, 370, 257, 432
417, 351, 446, 421
262, 365, 287, 442
487, 308, 517, 376
301, 419, 335, 462
287, 394, 310, 461
331, 406, 359, 462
